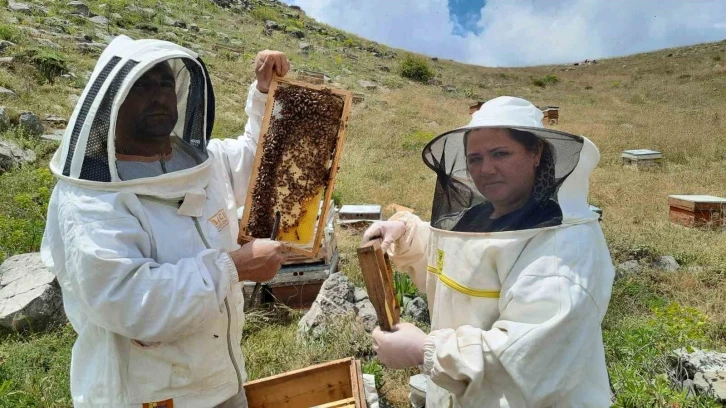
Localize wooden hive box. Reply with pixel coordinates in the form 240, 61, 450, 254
338, 205, 382, 221
541, 106, 560, 125
622, 149, 663, 170
245, 358, 366, 408
669, 195, 726, 229
239, 76, 352, 259
297, 70, 326, 85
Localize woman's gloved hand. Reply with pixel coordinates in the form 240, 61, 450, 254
362, 221, 406, 252
372, 323, 427, 369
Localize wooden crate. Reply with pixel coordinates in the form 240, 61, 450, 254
669, 195, 726, 229
357, 240, 400, 331
239, 76, 352, 259
622, 149, 663, 170
245, 358, 366, 408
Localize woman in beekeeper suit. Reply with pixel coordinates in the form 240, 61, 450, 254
364, 97, 615, 407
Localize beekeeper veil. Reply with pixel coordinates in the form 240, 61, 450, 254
50, 35, 215, 183
422, 97, 599, 232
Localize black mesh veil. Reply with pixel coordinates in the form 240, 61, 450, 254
422, 126, 584, 232
68, 56, 214, 182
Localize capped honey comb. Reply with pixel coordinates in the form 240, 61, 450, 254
240, 77, 352, 258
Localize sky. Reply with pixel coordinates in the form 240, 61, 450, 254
281, 0, 726, 67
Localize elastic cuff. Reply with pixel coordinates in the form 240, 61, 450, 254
250, 80, 269, 100
388, 211, 416, 256
421, 335, 437, 376
219, 252, 240, 285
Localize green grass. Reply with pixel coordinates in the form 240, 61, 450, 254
0, 324, 74, 408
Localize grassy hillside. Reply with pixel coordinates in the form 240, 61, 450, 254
0, 0, 725, 406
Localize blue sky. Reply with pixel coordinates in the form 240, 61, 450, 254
281, 0, 726, 67
449, 0, 485, 36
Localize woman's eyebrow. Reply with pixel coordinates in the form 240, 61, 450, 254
487, 146, 509, 153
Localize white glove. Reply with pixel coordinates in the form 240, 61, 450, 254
372, 323, 427, 369
362, 221, 406, 252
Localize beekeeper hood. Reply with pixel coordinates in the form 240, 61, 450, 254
422, 96, 599, 231
49, 35, 215, 196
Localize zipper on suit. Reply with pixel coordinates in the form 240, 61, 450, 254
192, 216, 243, 393
138, 195, 244, 392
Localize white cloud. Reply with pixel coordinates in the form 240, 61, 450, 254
282, 0, 726, 66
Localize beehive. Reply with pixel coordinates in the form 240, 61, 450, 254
541, 106, 559, 125
244, 358, 366, 408
239, 76, 352, 258
668, 195, 726, 229
622, 149, 663, 170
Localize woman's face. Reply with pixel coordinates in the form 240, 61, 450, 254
466, 128, 542, 210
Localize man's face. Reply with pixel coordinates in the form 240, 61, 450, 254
117, 62, 178, 141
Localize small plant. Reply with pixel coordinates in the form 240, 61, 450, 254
17, 48, 68, 84
401, 130, 434, 151
532, 74, 559, 87
712, 55, 722, 62
331, 191, 342, 207
0, 24, 21, 42
342, 38, 356, 48
393, 271, 418, 307
361, 359, 385, 389
399, 55, 434, 83
250, 6, 279, 22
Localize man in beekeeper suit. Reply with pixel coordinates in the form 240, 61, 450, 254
364, 97, 616, 407
41, 35, 290, 407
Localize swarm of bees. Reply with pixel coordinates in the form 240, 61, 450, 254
247, 84, 345, 239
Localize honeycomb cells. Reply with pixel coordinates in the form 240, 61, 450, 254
247, 84, 345, 242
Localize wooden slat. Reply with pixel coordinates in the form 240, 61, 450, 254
357, 240, 399, 331
245, 358, 355, 408
313, 398, 355, 408
352, 359, 366, 408
238, 76, 352, 259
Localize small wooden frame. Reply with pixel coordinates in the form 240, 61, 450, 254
239, 76, 353, 258
669, 195, 726, 229
356, 240, 400, 331
244, 358, 366, 408
622, 149, 663, 170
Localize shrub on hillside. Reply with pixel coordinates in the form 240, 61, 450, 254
532, 74, 559, 87
16, 48, 69, 84
399, 55, 434, 83
0, 24, 21, 43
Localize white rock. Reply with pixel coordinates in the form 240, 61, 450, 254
0, 253, 66, 332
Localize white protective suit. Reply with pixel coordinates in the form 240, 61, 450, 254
40, 36, 267, 407
388, 98, 615, 407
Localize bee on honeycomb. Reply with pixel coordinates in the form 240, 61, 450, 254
247, 83, 345, 245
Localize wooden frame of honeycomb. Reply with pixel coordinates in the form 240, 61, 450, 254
239, 76, 352, 258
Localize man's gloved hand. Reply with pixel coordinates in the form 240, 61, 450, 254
372, 322, 428, 369
254, 50, 290, 93
229, 239, 288, 282
362, 221, 406, 252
